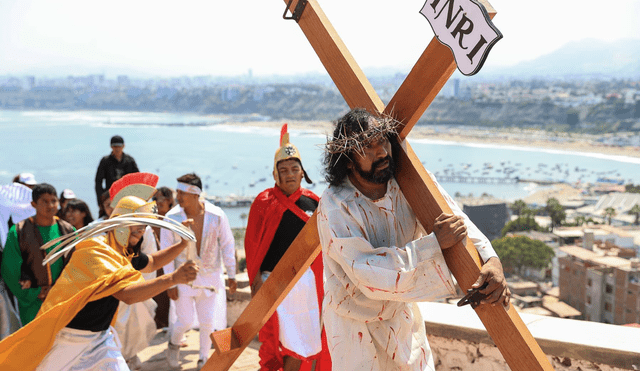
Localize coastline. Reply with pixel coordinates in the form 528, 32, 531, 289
223, 119, 640, 160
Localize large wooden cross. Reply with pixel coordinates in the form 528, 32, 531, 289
205, 1, 554, 370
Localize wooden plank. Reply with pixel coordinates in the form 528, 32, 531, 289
203, 2, 388, 369
202, 215, 321, 371
395, 141, 554, 370
383, 2, 552, 367
386, 37, 457, 139
205, 0, 555, 370
387, 1, 496, 139
290, 0, 384, 113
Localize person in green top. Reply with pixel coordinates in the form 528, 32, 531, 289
1, 183, 75, 325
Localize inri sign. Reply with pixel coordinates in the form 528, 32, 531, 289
420, 0, 502, 76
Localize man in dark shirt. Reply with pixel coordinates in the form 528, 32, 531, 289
94, 135, 139, 204
244, 124, 330, 371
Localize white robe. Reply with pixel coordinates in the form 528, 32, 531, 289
160, 201, 236, 328
317, 175, 497, 371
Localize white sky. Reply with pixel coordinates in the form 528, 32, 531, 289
1, 0, 639, 77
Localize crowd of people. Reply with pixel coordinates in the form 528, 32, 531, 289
0, 108, 510, 371
0, 135, 236, 370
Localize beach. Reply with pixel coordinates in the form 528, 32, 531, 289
225, 119, 640, 160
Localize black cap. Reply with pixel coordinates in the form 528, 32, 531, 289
110, 135, 124, 146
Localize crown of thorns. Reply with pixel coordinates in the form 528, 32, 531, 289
324, 114, 399, 157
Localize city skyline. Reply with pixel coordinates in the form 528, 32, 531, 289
1, 0, 639, 78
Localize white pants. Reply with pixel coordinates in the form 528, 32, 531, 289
37, 327, 129, 371
263, 268, 322, 358
170, 287, 226, 360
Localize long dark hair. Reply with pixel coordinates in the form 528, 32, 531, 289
65, 199, 94, 227
323, 108, 400, 187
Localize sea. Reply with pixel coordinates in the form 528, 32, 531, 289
3, 109, 640, 228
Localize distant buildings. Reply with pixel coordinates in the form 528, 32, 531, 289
117, 75, 130, 87
559, 244, 640, 325
576, 192, 640, 226
505, 223, 640, 325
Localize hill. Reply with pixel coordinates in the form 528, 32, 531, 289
482, 38, 640, 79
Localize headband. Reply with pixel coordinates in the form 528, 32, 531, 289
177, 182, 202, 195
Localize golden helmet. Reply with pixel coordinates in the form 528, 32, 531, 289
273, 124, 311, 185
108, 173, 159, 249
110, 195, 157, 249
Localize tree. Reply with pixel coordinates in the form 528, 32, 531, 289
511, 200, 527, 217
501, 216, 544, 237
492, 236, 555, 275
573, 215, 585, 226
628, 204, 640, 226
604, 207, 616, 225
625, 184, 640, 194
545, 197, 566, 231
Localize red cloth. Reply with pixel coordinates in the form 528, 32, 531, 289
245, 185, 331, 371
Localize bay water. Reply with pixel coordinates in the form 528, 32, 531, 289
3, 110, 640, 228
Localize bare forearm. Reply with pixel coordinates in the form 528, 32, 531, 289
144, 240, 187, 273
113, 274, 174, 304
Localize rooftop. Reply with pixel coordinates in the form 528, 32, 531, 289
559, 245, 635, 268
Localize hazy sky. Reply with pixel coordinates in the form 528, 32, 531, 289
1, 0, 638, 77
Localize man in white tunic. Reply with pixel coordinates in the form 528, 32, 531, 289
317, 108, 510, 371
161, 173, 237, 370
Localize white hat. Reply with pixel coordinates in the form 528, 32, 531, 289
62, 189, 76, 199
18, 173, 37, 185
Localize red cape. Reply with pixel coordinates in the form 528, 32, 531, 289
244, 185, 330, 370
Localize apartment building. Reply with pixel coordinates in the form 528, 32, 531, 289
559, 244, 640, 324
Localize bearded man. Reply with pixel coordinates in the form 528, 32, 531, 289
317, 108, 510, 371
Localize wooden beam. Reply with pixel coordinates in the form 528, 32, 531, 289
387, 1, 496, 139
290, 0, 384, 113
205, 0, 555, 370
395, 141, 553, 370
203, 2, 387, 369
386, 37, 458, 139
203, 215, 321, 371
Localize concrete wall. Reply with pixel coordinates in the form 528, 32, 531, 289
420, 302, 640, 370
603, 273, 616, 323
585, 269, 603, 322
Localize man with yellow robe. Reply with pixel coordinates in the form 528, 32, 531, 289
0, 173, 199, 371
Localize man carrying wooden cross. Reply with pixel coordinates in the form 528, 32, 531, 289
244, 124, 330, 371
317, 108, 511, 371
